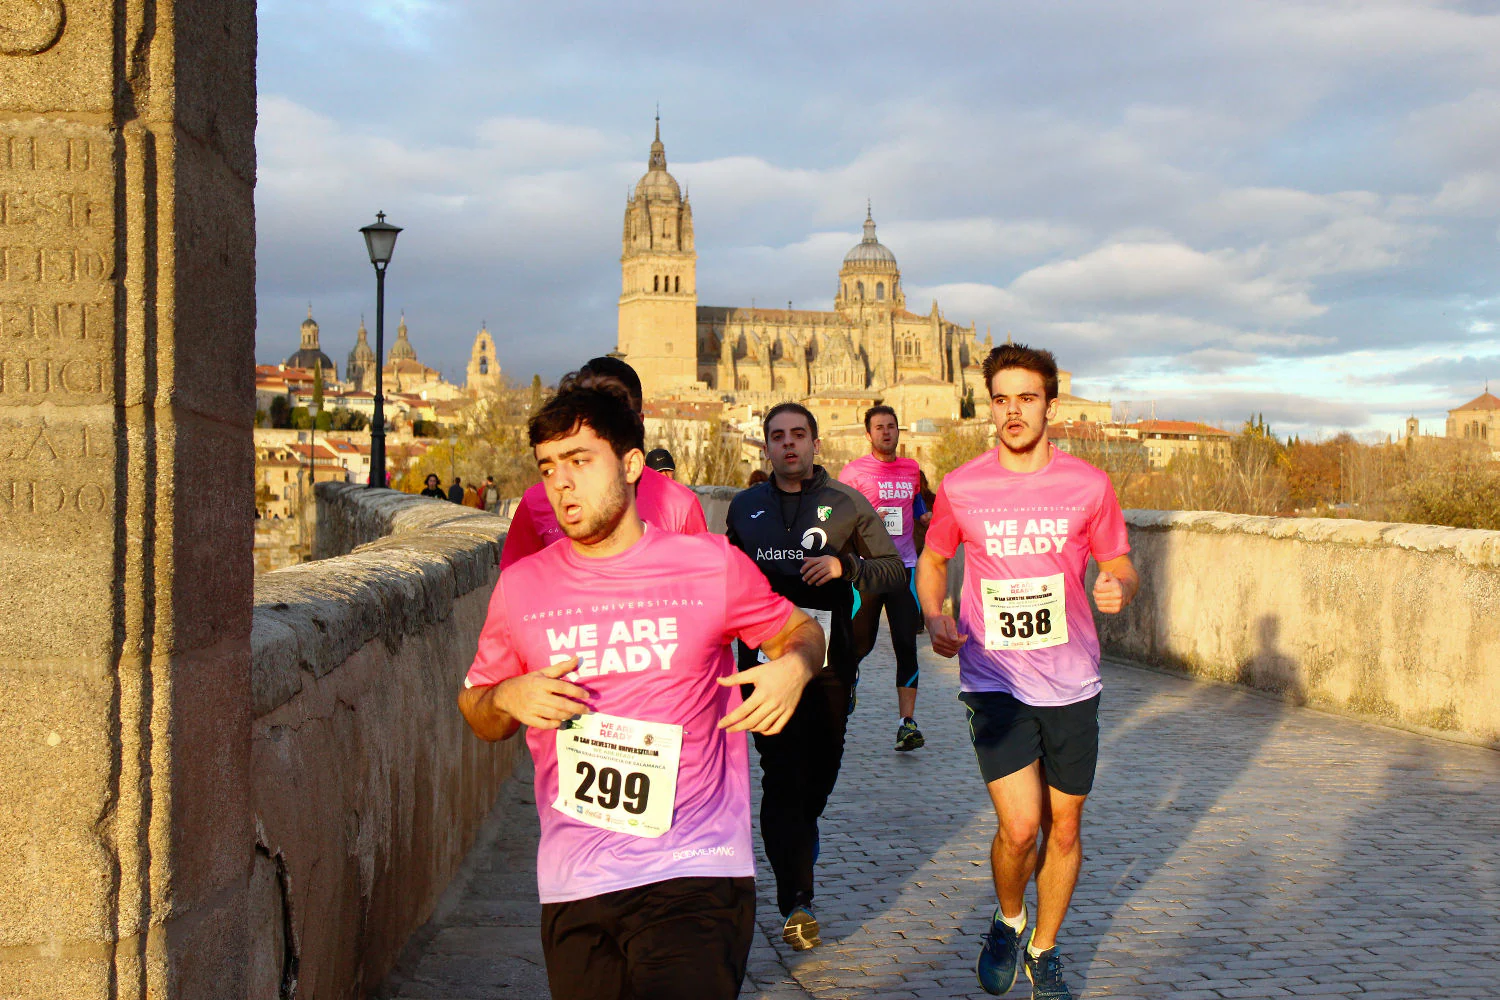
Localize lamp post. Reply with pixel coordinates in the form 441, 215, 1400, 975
360, 211, 401, 488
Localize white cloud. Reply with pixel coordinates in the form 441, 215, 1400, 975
1008, 241, 1324, 324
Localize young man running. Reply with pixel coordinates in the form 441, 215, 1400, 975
726, 403, 906, 951
501, 357, 706, 569
460, 374, 824, 1000
839, 404, 931, 751
916, 345, 1138, 1000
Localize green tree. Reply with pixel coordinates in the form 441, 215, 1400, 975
959, 384, 976, 419
312, 362, 326, 414
530, 373, 544, 413
269, 395, 291, 428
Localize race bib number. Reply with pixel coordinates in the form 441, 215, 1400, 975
981, 574, 1068, 651
758, 607, 831, 668
878, 505, 903, 536
553, 712, 682, 839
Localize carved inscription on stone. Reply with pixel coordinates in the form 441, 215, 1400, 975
0, 415, 110, 522
0, 123, 112, 405
0, 1, 65, 56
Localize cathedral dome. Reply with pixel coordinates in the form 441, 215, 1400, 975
634, 118, 681, 202
843, 207, 898, 271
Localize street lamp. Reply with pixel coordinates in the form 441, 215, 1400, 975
360, 211, 401, 488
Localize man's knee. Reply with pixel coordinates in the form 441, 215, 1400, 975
996, 815, 1041, 853
1043, 813, 1083, 854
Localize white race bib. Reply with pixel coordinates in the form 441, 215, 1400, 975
758, 606, 831, 668
553, 712, 682, 839
981, 573, 1068, 651
878, 505, 903, 536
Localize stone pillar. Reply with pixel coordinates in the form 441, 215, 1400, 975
0, 3, 255, 997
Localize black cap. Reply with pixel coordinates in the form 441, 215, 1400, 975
644, 447, 676, 472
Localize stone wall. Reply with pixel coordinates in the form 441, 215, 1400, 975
1095, 512, 1500, 746
248, 485, 520, 997
0, 4, 258, 996
691, 484, 740, 534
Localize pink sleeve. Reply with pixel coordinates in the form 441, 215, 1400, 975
466, 577, 527, 687
1088, 477, 1131, 562
923, 481, 962, 559
837, 463, 874, 506
720, 542, 795, 648
499, 495, 542, 570
681, 493, 708, 534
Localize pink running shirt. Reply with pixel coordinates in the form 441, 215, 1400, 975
839, 453, 923, 567
501, 466, 708, 569
467, 527, 794, 903
924, 447, 1129, 707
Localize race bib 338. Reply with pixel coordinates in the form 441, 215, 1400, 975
980, 573, 1068, 651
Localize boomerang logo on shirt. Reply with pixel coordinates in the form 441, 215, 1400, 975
801, 527, 827, 551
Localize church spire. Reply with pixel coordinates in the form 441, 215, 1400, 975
648, 110, 667, 171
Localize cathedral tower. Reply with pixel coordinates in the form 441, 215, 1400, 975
466, 324, 504, 396
617, 117, 699, 397
346, 317, 376, 392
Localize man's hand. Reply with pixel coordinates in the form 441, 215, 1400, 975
1093, 570, 1125, 614
717, 653, 815, 735
800, 554, 843, 586
918, 511, 933, 526
926, 613, 968, 658
488, 658, 591, 730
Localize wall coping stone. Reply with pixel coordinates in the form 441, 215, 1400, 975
1124, 509, 1500, 569
250, 484, 508, 718
690, 485, 743, 502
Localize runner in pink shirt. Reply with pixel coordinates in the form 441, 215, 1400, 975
500, 358, 706, 569
916, 344, 1138, 1000
839, 404, 931, 751
460, 372, 823, 1000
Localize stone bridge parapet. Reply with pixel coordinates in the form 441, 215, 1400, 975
1099, 510, 1500, 747
247, 484, 519, 997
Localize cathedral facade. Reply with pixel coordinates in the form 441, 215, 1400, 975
616, 124, 989, 415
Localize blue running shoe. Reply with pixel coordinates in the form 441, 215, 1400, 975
781, 906, 821, 951
975, 908, 1027, 995
1024, 946, 1073, 1000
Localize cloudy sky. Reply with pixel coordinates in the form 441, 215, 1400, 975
256, 0, 1500, 439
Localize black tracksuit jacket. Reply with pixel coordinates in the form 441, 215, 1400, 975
726, 465, 907, 682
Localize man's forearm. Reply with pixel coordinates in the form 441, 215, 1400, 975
458, 684, 521, 742
762, 618, 825, 679
916, 549, 949, 619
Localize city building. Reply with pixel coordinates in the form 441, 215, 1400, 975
1119, 420, 1234, 469
616, 121, 994, 419
284, 307, 336, 377
1446, 388, 1499, 453
466, 325, 504, 396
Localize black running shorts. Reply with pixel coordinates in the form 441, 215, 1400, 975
540, 875, 756, 1000
959, 690, 1101, 796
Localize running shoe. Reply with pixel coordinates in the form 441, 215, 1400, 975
1024, 946, 1073, 1000
975, 908, 1026, 995
781, 906, 821, 951
894, 718, 926, 752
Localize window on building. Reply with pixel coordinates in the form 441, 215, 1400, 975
674, 275, 680, 292
653, 275, 659, 292
665, 342, 672, 353
876, 282, 885, 300
856, 281, 864, 298
478, 357, 488, 375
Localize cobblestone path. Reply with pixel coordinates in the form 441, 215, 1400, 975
380, 643, 1500, 999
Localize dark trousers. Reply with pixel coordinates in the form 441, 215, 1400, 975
750, 667, 853, 917
540, 876, 756, 1000
850, 566, 921, 690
